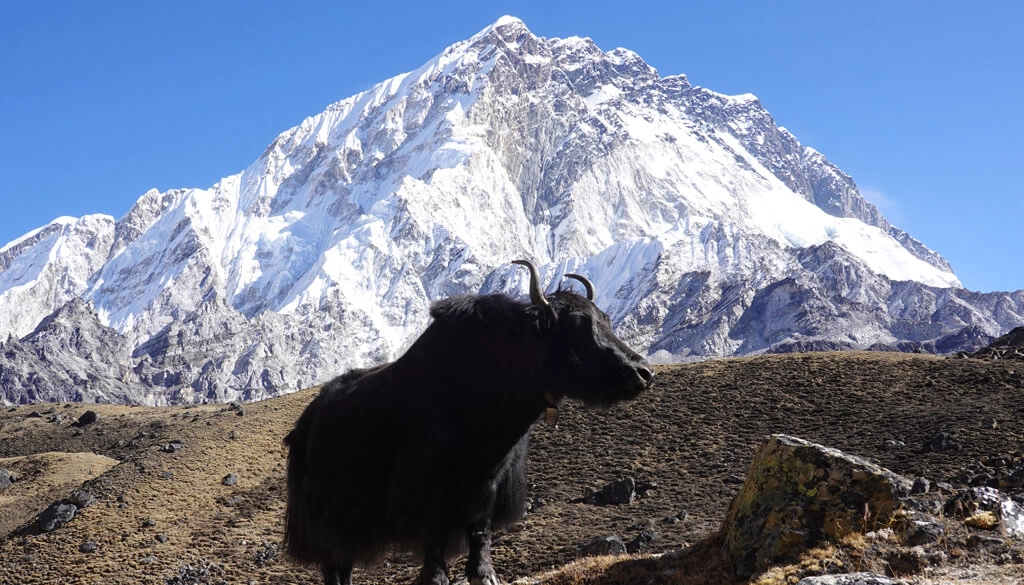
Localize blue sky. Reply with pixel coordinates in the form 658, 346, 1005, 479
1, 1, 1021, 292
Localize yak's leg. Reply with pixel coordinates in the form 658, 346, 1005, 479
321, 560, 353, 585
417, 545, 449, 585
466, 522, 499, 585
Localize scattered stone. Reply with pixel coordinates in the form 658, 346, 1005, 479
583, 477, 635, 506
228, 430, 238, 440
625, 529, 658, 553
721, 435, 913, 578
221, 496, 244, 507
162, 441, 183, 454
910, 476, 931, 495
575, 535, 626, 557
945, 486, 1024, 537
139, 555, 156, 565
27, 411, 43, 418
927, 432, 960, 453
967, 533, 1005, 549
222, 473, 239, 487
155, 533, 168, 544
227, 401, 246, 416
254, 541, 279, 566
0, 468, 14, 490
161, 471, 173, 479
79, 541, 98, 553
981, 417, 998, 429
72, 410, 98, 427
38, 502, 78, 532
903, 514, 944, 546
935, 482, 954, 494
68, 490, 96, 508
882, 439, 905, 452
167, 562, 222, 585
143, 518, 156, 528
796, 573, 897, 585
634, 480, 658, 497
1000, 466, 1024, 489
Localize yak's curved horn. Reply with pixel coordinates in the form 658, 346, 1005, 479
564, 273, 595, 301
512, 260, 550, 308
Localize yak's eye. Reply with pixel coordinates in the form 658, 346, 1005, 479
570, 313, 592, 328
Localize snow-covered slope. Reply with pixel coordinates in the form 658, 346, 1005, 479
1, 16, 1022, 405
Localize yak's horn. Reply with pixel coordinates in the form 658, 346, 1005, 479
564, 273, 595, 301
512, 260, 549, 308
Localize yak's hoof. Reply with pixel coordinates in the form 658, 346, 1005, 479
418, 571, 450, 585
469, 573, 500, 585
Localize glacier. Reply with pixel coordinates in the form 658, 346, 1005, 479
1, 16, 1022, 405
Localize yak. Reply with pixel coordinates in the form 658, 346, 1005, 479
284, 259, 654, 585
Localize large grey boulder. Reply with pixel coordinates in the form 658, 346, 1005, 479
721, 435, 913, 578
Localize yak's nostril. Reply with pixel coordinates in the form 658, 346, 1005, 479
637, 367, 654, 385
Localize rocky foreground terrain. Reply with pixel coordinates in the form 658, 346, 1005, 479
1, 345, 1023, 584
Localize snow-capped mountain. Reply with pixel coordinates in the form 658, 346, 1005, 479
2, 16, 1022, 405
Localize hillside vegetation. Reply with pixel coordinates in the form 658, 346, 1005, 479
1, 351, 1022, 584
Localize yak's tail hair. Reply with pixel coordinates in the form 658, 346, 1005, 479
282, 411, 316, 562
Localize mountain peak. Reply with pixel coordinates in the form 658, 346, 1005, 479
1, 18, 1021, 405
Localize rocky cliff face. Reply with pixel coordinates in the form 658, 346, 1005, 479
1, 16, 1021, 405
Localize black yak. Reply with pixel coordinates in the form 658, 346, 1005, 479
284, 259, 653, 585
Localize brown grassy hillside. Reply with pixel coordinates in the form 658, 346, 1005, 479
1, 351, 1022, 584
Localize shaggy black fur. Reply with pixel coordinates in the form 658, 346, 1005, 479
284, 289, 652, 585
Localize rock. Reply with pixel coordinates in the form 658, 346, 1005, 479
155, 533, 168, 543
142, 518, 156, 528
140, 555, 157, 565
944, 486, 1024, 537
927, 432, 960, 453
910, 476, 930, 495
634, 480, 657, 496
721, 435, 913, 578
796, 573, 897, 585
254, 541, 279, 566
981, 417, 998, 429
576, 535, 626, 557
625, 530, 657, 553
881, 439, 905, 452
161, 440, 183, 454
583, 477, 635, 506
0, 468, 14, 490
902, 512, 944, 545
68, 490, 96, 508
222, 473, 239, 487
72, 410, 98, 427
999, 465, 1024, 489
79, 541, 98, 553
38, 502, 78, 532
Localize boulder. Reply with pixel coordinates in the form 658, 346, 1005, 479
0, 468, 14, 490
38, 502, 78, 532
575, 535, 626, 557
944, 486, 1024, 537
721, 435, 913, 578
583, 477, 636, 506
72, 410, 98, 427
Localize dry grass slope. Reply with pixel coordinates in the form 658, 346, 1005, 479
0, 351, 1022, 584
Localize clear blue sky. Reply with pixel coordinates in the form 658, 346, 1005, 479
1, 1, 1021, 292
